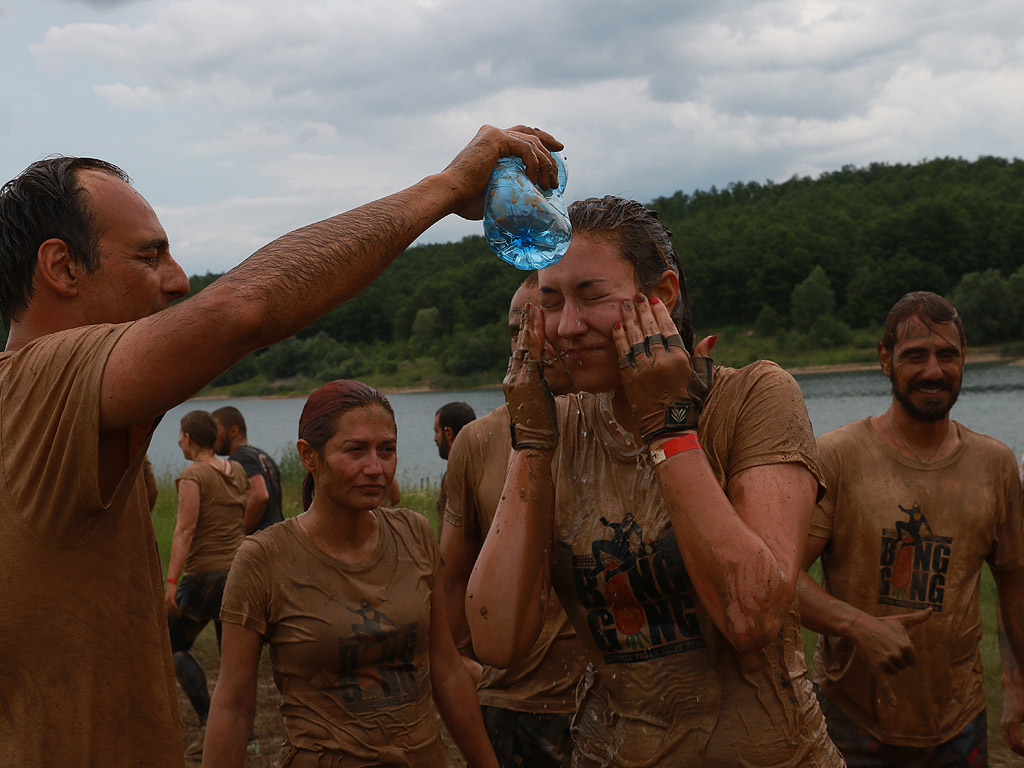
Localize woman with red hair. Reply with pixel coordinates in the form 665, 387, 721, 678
203, 380, 497, 767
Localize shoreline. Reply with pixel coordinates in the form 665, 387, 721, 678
193, 353, 1022, 400
770, 351, 1017, 376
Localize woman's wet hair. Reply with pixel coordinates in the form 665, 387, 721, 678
568, 196, 694, 352
180, 410, 218, 450
298, 379, 395, 510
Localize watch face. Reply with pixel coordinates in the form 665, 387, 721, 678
664, 401, 697, 430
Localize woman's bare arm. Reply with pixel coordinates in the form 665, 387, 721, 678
203, 622, 263, 768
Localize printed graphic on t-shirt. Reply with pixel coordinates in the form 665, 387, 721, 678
568, 514, 705, 664
878, 502, 950, 610
337, 599, 420, 710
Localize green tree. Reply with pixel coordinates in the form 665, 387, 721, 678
1008, 265, 1024, 337
411, 307, 441, 347
754, 304, 779, 336
790, 266, 836, 333
810, 315, 853, 348
950, 269, 1015, 344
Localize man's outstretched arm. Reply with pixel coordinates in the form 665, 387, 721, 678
100, 126, 561, 432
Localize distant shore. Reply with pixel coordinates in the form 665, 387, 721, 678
193, 351, 1022, 400
765, 351, 1017, 376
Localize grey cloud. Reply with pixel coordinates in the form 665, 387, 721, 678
59, 0, 145, 7
18, 0, 1024, 273
33, 0, 734, 121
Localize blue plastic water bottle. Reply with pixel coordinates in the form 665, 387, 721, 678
483, 152, 572, 270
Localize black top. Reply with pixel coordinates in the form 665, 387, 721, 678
230, 444, 284, 531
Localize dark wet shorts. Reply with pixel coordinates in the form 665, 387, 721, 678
167, 569, 229, 653
817, 689, 987, 768
481, 705, 573, 768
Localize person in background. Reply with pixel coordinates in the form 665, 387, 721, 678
433, 401, 475, 539
441, 274, 586, 767
166, 410, 249, 757
798, 291, 1024, 765
0, 124, 561, 766
203, 380, 497, 768
212, 406, 284, 533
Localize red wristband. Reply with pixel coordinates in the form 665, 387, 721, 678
649, 433, 701, 467
167, 577, 178, 585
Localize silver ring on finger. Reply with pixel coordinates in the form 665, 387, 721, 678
618, 354, 634, 370
646, 333, 665, 352
629, 341, 648, 360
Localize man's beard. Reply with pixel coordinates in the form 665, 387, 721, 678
891, 376, 961, 422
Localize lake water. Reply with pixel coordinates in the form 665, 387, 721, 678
146, 361, 1024, 485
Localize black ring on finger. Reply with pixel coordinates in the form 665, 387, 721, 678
664, 334, 685, 351
629, 341, 648, 359
646, 333, 665, 352
618, 354, 633, 370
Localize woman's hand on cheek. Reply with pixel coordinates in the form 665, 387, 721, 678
503, 304, 559, 451
612, 294, 715, 444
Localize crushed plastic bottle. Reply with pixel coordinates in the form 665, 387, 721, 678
483, 151, 572, 270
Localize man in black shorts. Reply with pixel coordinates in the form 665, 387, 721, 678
213, 406, 283, 533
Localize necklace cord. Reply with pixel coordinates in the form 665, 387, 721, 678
886, 411, 949, 464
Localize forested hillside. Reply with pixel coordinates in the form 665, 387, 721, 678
206, 155, 1024, 389
658, 156, 1024, 335
6, 156, 1019, 388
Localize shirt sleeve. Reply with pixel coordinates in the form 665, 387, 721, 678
175, 462, 203, 491
808, 430, 841, 540
987, 444, 1024, 572
442, 427, 481, 542
724, 362, 823, 492
231, 447, 262, 478
220, 537, 272, 637
0, 323, 143, 546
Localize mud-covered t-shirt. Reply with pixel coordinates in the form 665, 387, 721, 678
230, 444, 283, 531
809, 417, 1024, 746
550, 362, 842, 768
177, 460, 248, 573
443, 405, 586, 713
0, 324, 183, 767
221, 509, 445, 767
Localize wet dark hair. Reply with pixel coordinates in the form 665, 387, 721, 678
180, 410, 218, 450
0, 156, 131, 328
436, 401, 476, 435
211, 405, 247, 436
881, 291, 966, 360
568, 196, 694, 353
299, 379, 395, 510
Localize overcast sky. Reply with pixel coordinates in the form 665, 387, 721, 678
3, 0, 1023, 276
